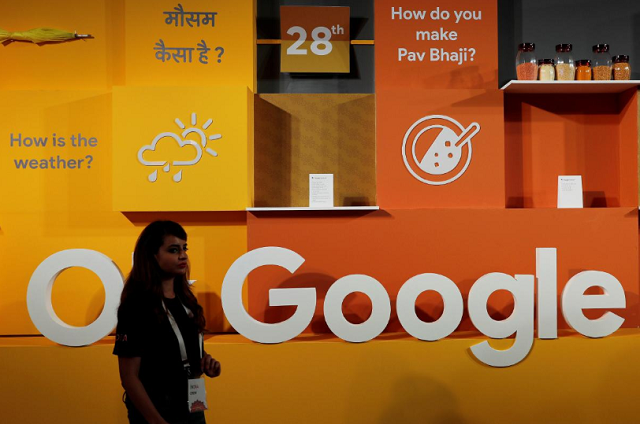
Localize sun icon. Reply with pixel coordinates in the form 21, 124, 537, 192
175, 112, 222, 157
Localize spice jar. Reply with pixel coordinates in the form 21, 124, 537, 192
554, 44, 575, 80
576, 60, 592, 80
538, 59, 555, 81
612, 55, 631, 80
516, 43, 537, 80
592, 44, 612, 80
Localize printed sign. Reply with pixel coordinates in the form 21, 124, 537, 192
124, 0, 254, 88
375, 0, 498, 89
280, 6, 350, 73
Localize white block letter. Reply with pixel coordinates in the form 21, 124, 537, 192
26, 249, 124, 346
221, 247, 315, 344
537, 248, 558, 339
562, 270, 625, 338
324, 275, 391, 343
468, 273, 534, 367
396, 273, 463, 341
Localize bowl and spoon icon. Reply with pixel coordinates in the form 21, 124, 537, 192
402, 115, 480, 185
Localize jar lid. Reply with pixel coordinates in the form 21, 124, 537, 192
592, 44, 610, 53
518, 42, 535, 52
613, 55, 629, 63
576, 59, 591, 66
555, 44, 572, 52
537, 59, 554, 65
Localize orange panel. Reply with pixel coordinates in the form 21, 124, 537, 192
377, 89, 505, 208
505, 90, 638, 208
247, 208, 639, 333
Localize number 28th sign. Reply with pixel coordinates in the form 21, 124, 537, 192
280, 6, 350, 73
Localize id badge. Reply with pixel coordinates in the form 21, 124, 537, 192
188, 378, 208, 413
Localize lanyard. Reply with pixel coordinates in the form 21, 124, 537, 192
162, 299, 203, 377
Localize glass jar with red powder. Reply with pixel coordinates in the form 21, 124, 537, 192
516, 43, 537, 80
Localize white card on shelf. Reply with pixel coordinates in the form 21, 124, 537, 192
557, 175, 583, 209
309, 174, 334, 208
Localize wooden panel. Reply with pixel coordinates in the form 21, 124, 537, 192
254, 94, 376, 207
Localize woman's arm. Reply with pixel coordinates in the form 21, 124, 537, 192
118, 356, 169, 424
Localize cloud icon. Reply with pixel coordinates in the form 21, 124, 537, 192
138, 113, 223, 183
138, 132, 203, 167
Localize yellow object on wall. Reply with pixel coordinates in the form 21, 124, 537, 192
0, 0, 120, 90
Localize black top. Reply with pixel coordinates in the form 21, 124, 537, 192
113, 294, 202, 421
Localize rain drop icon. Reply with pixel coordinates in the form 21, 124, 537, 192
148, 170, 158, 182
173, 170, 183, 183
163, 163, 170, 172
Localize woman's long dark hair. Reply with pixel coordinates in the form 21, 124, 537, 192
119, 221, 206, 333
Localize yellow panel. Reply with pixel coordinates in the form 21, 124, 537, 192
0, 212, 246, 334
112, 86, 253, 211
1, 331, 640, 423
123, 0, 255, 91
0, 89, 249, 333
0, 90, 112, 213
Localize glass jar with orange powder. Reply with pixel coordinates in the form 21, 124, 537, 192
576, 60, 592, 80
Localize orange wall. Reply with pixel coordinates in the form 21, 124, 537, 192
247, 208, 639, 332
505, 90, 638, 208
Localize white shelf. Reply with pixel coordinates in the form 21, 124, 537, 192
247, 206, 380, 212
500, 80, 640, 94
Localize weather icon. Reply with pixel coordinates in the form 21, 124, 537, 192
402, 114, 480, 186
138, 112, 222, 183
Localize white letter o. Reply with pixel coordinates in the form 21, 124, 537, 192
324, 275, 391, 343
26, 249, 124, 346
396, 273, 463, 341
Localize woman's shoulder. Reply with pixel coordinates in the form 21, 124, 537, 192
117, 292, 158, 319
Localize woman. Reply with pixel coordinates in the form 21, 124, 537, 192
114, 221, 221, 424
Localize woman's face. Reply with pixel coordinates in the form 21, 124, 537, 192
155, 235, 188, 277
